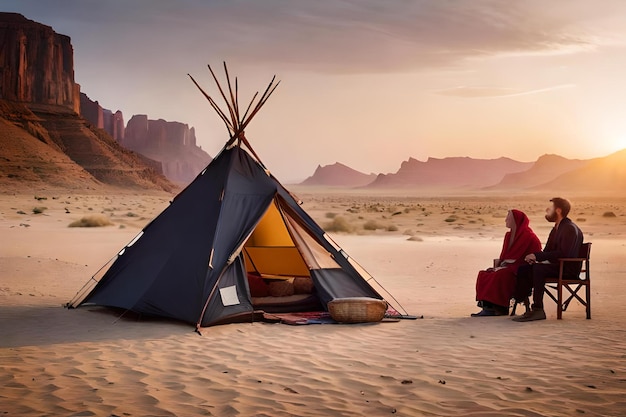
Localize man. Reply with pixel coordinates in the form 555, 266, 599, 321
512, 197, 584, 322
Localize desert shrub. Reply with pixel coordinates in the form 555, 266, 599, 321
126, 212, 139, 217
576, 218, 587, 222
34, 196, 47, 201
392, 211, 402, 216
68, 215, 113, 228
407, 236, 423, 242
32, 206, 47, 214
386, 224, 399, 232
325, 212, 337, 219
602, 211, 616, 218
444, 216, 457, 223
403, 229, 414, 235
16, 210, 26, 215
324, 216, 354, 233
363, 220, 382, 230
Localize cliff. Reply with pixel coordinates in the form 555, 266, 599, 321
0, 13, 174, 192
0, 13, 79, 112
80, 92, 124, 142
124, 115, 212, 185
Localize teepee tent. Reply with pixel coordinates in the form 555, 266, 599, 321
68, 64, 405, 330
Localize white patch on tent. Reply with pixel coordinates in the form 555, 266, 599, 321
127, 231, 144, 247
118, 248, 126, 256
220, 285, 240, 306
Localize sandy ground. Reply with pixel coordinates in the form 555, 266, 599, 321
1, 192, 626, 416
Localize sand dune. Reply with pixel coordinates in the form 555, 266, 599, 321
1, 193, 625, 416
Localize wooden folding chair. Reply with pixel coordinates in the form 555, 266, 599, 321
544, 242, 592, 319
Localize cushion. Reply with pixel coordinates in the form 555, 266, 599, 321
268, 280, 294, 297
293, 277, 314, 294
247, 273, 269, 297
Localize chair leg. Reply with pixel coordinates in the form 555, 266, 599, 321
586, 282, 591, 320
523, 298, 530, 314
557, 282, 563, 320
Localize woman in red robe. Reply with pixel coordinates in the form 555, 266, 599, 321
472, 209, 541, 317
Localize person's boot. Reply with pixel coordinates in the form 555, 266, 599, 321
512, 306, 546, 322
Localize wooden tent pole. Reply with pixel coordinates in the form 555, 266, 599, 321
207, 64, 238, 129
187, 74, 233, 133
223, 62, 240, 128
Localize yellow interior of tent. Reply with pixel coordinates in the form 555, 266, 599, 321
243, 201, 310, 278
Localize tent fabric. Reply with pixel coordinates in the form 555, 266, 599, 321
73, 145, 385, 328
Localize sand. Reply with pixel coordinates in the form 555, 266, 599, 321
1, 192, 626, 416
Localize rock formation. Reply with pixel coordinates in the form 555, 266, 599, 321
0, 13, 79, 113
0, 13, 173, 192
80, 92, 124, 142
123, 115, 211, 185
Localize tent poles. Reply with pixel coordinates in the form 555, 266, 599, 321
207, 64, 238, 129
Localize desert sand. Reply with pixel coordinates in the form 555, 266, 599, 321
1, 191, 626, 416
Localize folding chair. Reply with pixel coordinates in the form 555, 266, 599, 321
544, 242, 592, 319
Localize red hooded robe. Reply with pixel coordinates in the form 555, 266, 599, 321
475, 209, 542, 307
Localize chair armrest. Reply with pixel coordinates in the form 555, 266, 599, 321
558, 258, 586, 262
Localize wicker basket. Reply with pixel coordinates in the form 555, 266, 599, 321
327, 297, 388, 323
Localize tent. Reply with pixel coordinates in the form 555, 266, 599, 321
68, 64, 405, 330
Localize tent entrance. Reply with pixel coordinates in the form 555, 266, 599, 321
242, 198, 330, 313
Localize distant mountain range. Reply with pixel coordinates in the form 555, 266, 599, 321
300, 163, 376, 187
300, 149, 626, 192
368, 156, 532, 189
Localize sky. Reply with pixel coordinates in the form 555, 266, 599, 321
5, 0, 626, 182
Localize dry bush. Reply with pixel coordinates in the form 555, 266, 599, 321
386, 224, 399, 232
602, 211, 616, 218
325, 212, 337, 219
324, 216, 354, 233
32, 206, 47, 214
68, 215, 113, 228
363, 220, 382, 230
407, 236, 423, 242
444, 216, 457, 223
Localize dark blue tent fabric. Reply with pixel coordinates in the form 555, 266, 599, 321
78, 145, 385, 328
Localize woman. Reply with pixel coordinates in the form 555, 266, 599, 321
471, 209, 541, 317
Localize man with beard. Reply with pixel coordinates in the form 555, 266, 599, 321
512, 197, 584, 322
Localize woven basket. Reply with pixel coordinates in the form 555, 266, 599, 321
327, 297, 388, 323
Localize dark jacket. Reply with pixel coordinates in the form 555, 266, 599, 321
535, 217, 584, 276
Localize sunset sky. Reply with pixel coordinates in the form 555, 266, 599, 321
5, 1, 626, 181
